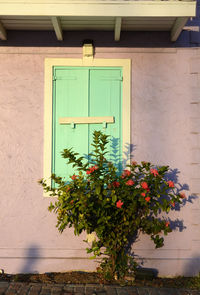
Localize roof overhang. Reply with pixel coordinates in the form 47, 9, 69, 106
0, 0, 197, 42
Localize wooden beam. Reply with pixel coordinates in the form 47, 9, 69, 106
0, 21, 6, 40
183, 26, 200, 32
51, 16, 63, 41
115, 17, 121, 41
171, 17, 188, 42
59, 116, 114, 125
0, 1, 196, 17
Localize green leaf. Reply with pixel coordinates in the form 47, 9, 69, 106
95, 185, 101, 195
112, 194, 117, 203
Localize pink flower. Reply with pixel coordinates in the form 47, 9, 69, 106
121, 169, 131, 178
179, 192, 186, 199
145, 196, 151, 202
150, 168, 159, 177
113, 181, 120, 188
141, 182, 148, 190
126, 179, 134, 186
167, 181, 174, 188
165, 221, 170, 227
141, 192, 146, 197
116, 200, 123, 208
71, 175, 77, 180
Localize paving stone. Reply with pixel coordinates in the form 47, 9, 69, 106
104, 286, 117, 295
116, 287, 135, 295
74, 285, 85, 293
93, 290, 107, 295
124, 287, 139, 295
176, 290, 192, 295
6, 283, 21, 292
85, 286, 102, 295
16, 285, 30, 295
5, 283, 23, 295
136, 287, 150, 295
63, 285, 74, 293
147, 288, 160, 295
86, 285, 105, 291
158, 288, 179, 295
0, 284, 9, 293
29, 284, 42, 293
85, 287, 95, 295
51, 286, 64, 295
40, 286, 52, 295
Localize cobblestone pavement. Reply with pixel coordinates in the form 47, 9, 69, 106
0, 282, 200, 295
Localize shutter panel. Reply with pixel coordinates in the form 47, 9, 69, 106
89, 69, 122, 169
52, 68, 89, 179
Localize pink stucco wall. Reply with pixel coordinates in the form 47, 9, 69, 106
0, 47, 199, 276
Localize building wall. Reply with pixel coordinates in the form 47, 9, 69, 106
0, 46, 199, 276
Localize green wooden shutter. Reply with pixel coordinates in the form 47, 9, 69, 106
89, 69, 122, 167
52, 67, 122, 181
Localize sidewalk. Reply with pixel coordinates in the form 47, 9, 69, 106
0, 282, 200, 295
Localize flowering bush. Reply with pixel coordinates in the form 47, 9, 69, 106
39, 131, 186, 281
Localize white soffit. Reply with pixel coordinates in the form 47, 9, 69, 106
0, 0, 197, 42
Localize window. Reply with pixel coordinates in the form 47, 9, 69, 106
44, 58, 131, 196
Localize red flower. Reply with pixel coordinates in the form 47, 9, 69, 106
66, 186, 70, 192
116, 200, 123, 208
167, 181, 174, 188
126, 179, 134, 186
171, 202, 175, 207
141, 182, 148, 190
113, 181, 120, 188
165, 221, 170, 227
179, 192, 186, 199
150, 168, 159, 177
71, 175, 77, 180
141, 192, 146, 197
70, 200, 74, 204
132, 161, 137, 166
86, 165, 98, 174
145, 196, 151, 202
121, 169, 131, 178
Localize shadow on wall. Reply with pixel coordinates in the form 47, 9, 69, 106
160, 168, 197, 231
184, 256, 200, 277
83, 136, 136, 173
20, 245, 41, 274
